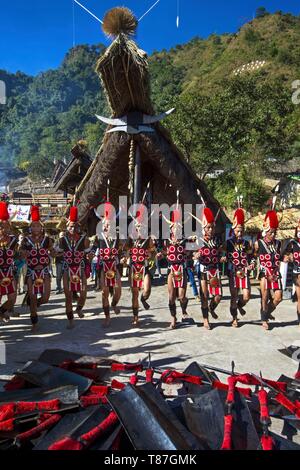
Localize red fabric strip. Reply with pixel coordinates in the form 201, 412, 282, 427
221, 415, 233, 450
257, 390, 270, 421
16, 399, 60, 414
226, 376, 236, 404
0, 418, 14, 431
129, 374, 138, 385
0, 399, 61, 422
275, 393, 300, 418
161, 370, 202, 385
261, 435, 273, 451
80, 411, 118, 446
17, 414, 61, 442
111, 363, 143, 372
89, 385, 110, 395
212, 380, 252, 399
146, 369, 154, 383
233, 374, 287, 393
0, 404, 14, 422
49, 437, 82, 451
111, 379, 126, 390
49, 412, 118, 450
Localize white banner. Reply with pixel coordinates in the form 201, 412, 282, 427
8, 204, 31, 222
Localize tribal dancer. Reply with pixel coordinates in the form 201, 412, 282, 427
127, 205, 154, 327
254, 210, 286, 330
58, 206, 90, 329
226, 208, 254, 327
0, 202, 18, 323
165, 209, 189, 330
195, 207, 225, 330
284, 219, 300, 326
20, 205, 53, 331
93, 201, 123, 328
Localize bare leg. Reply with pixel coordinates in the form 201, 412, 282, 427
27, 278, 39, 332
140, 273, 151, 310
168, 273, 177, 329
76, 275, 87, 318
111, 274, 122, 314
63, 272, 74, 329
132, 287, 140, 326
40, 275, 51, 305
200, 280, 211, 329
229, 277, 239, 328
102, 272, 111, 328
260, 278, 269, 330
178, 281, 189, 319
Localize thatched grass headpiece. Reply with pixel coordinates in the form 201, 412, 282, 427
102, 7, 138, 38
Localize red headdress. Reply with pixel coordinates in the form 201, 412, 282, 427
263, 210, 279, 232
31, 205, 40, 223
69, 206, 78, 223
232, 208, 245, 229
203, 207, 215, 228
134, 204, 145, 223
104, 201, 114, 221
0, 202, 10, 222
171, 209, 182, 225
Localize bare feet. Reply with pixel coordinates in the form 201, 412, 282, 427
169, 317, 177, 330
238, 306, 246, 316
232, 319, 239, 328
103, 316, 111, 328
182, 313, 190, 322
0, 314, 10, 323
76, 307, 84, 318
140, 296, 150, 310
113, 305, 121, 315
203, 319, 211, 330
262, 321, 269, 331
210, 310, 218, 320
132, 316, 140, 327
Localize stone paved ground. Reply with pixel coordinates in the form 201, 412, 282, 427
0, 273, 299, 441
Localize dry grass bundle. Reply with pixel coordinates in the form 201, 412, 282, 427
96, 34, 153, 117
102, 7, 137, 38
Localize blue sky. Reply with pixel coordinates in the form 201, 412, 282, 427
0, 0, 299, 75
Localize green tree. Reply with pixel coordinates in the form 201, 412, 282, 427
256, 7, 268, 18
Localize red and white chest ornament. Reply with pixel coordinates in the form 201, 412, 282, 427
0, 245, 16, 296
198, 246, 219, 267
167, 244, 185, 263
259, 241, 282, 290
292, 241, 300, 268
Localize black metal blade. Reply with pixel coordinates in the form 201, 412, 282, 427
183, 389, 260, 450
0, 385, 79, 405
107, 383, 202, 450
182, 389, 225, 450
270, 431, 300, 450
278, 346, 300, 362
34, 405, 113, 450
15, 361, 92, 396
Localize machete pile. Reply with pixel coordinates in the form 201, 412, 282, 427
0, 347, 299, 450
